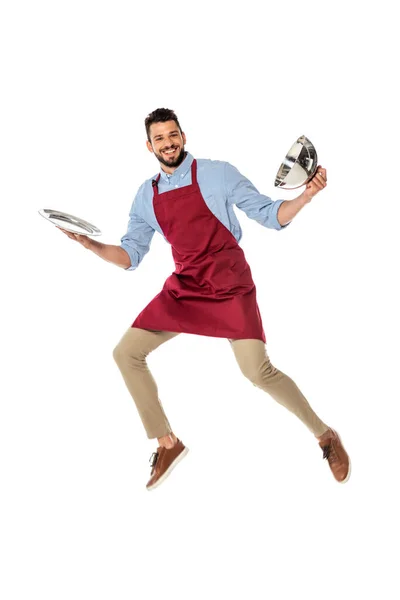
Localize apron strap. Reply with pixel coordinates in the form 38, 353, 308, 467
191, 159, 197, 185
152, 173, 161, 196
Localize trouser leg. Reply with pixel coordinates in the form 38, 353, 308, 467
113, 327, 180, 439
228, 338, 329, 437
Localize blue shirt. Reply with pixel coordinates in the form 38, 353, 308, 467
120, 151, 290, 271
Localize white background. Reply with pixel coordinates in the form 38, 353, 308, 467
1, 1, 399, 598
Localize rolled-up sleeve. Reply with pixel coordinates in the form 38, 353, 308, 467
224, 162, 291, 230
120, 198, 155, 271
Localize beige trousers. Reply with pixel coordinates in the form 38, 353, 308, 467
113, 327, 328, 439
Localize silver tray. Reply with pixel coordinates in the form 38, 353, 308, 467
38, 208, 102, 236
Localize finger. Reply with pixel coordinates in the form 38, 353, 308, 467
316, 167, 327, 182
57, 227, 77, 240
310, 176, 324, 190
312, 168, 326, 187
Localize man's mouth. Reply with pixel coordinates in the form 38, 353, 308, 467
163, 147, 178, 156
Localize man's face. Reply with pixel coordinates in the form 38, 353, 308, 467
147, 120, 187, 170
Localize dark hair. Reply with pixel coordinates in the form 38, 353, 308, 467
145, 108, 183, 142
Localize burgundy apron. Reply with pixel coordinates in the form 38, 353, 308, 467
131, 159, 266, 342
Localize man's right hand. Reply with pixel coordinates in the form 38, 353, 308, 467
57, 226, 92, 249
56, 226, 131, 268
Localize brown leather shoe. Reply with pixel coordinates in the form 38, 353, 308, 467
317, 428, 351, 483
146, 439, 189, 491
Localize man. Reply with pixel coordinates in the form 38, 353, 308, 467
59, 108, 351, 491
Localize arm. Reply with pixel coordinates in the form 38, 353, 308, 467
57, 227, 132, 267
57, 188, 155, 270
276, 167, 327, 225
88, 241, 131, 268
224, 162, 291, 230
276, 193, 309, 226
119, 207, 155, 271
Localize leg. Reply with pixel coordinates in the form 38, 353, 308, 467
113, 327, 180, 440
228, 338, 329, 437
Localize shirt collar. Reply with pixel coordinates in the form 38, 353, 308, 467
159, 151, 194, 181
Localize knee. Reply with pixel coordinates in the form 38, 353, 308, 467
112, 343, 125, 365
112, 338, 145, 366
241, 358, 280, 388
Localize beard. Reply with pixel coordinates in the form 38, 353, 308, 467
155, 146, 186, 169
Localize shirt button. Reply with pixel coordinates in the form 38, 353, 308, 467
175, 185, 178, 188
181, 174, 184, 178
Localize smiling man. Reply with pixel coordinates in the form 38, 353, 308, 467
60, 108, 350, 491
149, 122, 187, 168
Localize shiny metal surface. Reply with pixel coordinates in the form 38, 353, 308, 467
38, 208, 102, 236
274, 135, 318, 189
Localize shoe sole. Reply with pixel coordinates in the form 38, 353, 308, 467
146, 446, 189, 491
334, 430, 352, 484
339, 456, 351, 483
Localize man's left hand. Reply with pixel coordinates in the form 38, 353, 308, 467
303, 165, 327, 202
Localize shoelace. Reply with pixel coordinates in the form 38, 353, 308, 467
322, 442, 339, 463
149, 452, 159, 468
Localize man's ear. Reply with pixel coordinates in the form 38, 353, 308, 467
146, 140, 154, 154
182, 132, 186, 145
